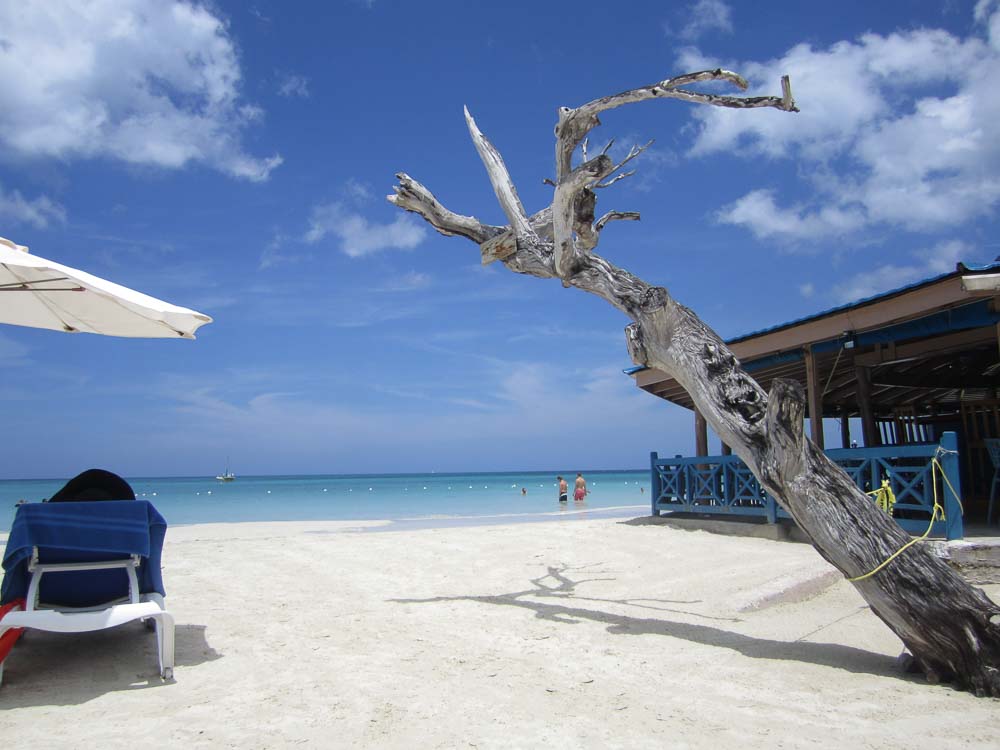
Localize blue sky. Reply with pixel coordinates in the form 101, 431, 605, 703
1, 0, 998, 479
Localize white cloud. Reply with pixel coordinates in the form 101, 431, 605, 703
682, 5, 1000, 242
665, 0, 733, 40
0, 183, 66, 228
258, 232, 311, 270
277, 74, 310, 99
304, 202, 427, 257
716, 189, 866, 241
0, 1, 281, 181
376, 271, 431, 292
0, 332, 31, 368
831, 239, 969, 302
343, 178, 373, 204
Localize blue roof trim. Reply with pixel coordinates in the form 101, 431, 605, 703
743, 349, 804, 372
623, 365, 647, 375
727, 260, 1000, 345
810, 298, 1000, 354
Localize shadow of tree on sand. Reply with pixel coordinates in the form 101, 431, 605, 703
392, 563, 909, 682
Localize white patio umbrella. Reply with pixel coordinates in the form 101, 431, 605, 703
0, 236, 212, 338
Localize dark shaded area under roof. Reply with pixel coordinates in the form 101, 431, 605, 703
628, 261, 1000, 509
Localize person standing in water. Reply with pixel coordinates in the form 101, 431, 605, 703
574, 473, 588, 501
557, 476, 568, 503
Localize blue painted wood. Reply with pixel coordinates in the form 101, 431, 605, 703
650, 452, 661, 517
940, 432, 963, 541
649, 434, 965, 540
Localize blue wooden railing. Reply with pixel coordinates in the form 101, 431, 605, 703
650, 432, 964, 541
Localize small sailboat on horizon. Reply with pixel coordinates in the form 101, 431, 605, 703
216, 459, 236, 482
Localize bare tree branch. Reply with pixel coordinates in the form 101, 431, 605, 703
388, 173, 502, 244
464, 106, 537, 245
595, 210, 641, 232
554, 69, 798, 180
595, 170, 637, 189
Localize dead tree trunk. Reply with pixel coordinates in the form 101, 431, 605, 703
388, 69, 1000, 695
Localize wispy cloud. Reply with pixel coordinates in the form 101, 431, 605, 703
664, 0, 734, 40
147, 356, 682, 472
249, 7, 272, 23
682, 4, 1000, 244
258, 232, 311, 270
277, 73, 310, 99
715, 189, 866, 242
831, 239, 970, 303
343, 178, 373, 203
0, 183, 66, 228
0, 332, 31, 368
304, 202, 427, 257
0, 1, 281, 181
375, 271, 432, 292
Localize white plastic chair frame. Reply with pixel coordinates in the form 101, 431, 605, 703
0, 546, 174, 685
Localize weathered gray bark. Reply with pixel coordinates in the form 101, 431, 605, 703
388, 69, 1000, 695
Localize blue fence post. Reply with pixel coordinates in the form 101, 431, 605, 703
939, 432, 964, 541
650, 452, 661, 517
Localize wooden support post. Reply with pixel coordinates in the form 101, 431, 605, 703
721, 442, 732, 456
940, 432, 964, 541
840, 410, 851, 448
805, 345, 825, 449
856, 365, 880, 447
695, 409, 708, 457
649, 451, 661, 517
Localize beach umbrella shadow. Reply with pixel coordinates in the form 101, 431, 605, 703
0, 623, 221, 706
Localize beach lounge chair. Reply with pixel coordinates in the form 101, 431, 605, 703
0, 472, 174, 685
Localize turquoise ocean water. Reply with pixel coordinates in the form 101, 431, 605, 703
0, 470, 651, 533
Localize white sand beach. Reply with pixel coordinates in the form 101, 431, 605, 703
1, 515, 998, 748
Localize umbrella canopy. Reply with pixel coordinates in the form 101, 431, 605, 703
0, 236, 212, 338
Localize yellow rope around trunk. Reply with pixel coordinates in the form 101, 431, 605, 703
847, 457, 961, 583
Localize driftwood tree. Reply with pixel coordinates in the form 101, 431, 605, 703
388, 69, 1000, 696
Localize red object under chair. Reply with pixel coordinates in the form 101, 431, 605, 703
0, 599, 26, 665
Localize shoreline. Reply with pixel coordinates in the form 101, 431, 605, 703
0, 502, 651, 540
3, 516, 998, 746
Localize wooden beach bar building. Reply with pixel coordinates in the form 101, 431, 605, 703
630, 261, 1000, 540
